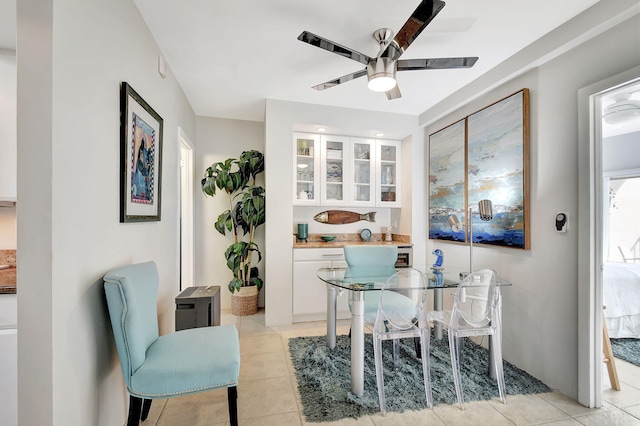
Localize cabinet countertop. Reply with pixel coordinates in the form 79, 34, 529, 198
294, 241, 411, 249
293, 232, 411, 249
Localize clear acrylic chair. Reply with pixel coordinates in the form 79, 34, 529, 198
426, 268, 506, 409
367, 268, 433, 414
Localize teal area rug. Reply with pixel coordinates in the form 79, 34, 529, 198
611, 338, 640, 367
289, 334, 551, 422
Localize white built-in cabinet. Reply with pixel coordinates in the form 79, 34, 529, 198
376, 139, 401, 207
293, 133, 401, 207
349, 137, 376, 206
320, 134, 349, 206
293, 133, 321, 205
292, 248, 349, 322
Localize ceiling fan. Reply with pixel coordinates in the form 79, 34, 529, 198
297, 0, 478, 100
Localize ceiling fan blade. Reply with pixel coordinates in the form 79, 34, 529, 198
298, 31, 374, 66
386, 0, 446, 60
312, 69, 368, 91
396, 56, 478, 71
385, 84, 402, 100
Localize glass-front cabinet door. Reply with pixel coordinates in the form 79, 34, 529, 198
349, 137, 375, 206
376, 140, 401, 207
293, 133, 320, 205
320, 135, 349, 206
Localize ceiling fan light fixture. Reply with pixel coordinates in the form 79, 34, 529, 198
603, 97, 640, 125
367, 57, 397, 92
368, 76, 396, 92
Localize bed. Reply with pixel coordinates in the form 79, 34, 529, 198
603, 264, 640, 338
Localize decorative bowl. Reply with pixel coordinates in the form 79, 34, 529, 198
321, 235, 336, 242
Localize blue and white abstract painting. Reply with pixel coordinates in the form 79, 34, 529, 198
467, 90, 528, 249
429, 120, 466, 242
428, 89, 529, 249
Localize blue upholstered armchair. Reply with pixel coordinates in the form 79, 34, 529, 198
103, 261, 240, 426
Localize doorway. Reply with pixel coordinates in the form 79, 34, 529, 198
179, 128, 195, 291
577, 66, 640, 408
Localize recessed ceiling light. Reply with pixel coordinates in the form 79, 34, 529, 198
317, 127, 326, 132
375, 132, 385, 137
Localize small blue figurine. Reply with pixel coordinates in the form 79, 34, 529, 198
432, 249, 444, 268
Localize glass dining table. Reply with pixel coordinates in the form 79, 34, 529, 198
316, 266, 511, 397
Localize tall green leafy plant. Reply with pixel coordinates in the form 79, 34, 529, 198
202, 150, 265, 293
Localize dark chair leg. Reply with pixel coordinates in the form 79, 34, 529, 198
228, 386, 238, 426
414, 337, 422, 358
140, 399, 152, 421
127, 395, 143, 426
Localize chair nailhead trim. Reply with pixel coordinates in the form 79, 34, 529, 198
131, 381, 239, 398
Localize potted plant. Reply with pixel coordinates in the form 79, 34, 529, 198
201, 150, 265, 316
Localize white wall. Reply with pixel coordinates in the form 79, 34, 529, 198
0, 207, 16, 249
0, 53, 16, 201
17, 0, 196, 424
422, 10, 640, 400
264, 100, 422, 326
0, 53, 17, 250
195, 116, 265, 310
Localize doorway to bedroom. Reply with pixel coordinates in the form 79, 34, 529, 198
598, 78, 640, 406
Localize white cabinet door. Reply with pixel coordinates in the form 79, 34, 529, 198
292, 249, 349, 322
348, 137, 376, 207
0, 55, 17, 201
293, 133, 320, 205
320, 135, 350, 206
376, 140, 401, 207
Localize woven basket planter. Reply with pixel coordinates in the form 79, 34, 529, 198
231, 285, 259, 316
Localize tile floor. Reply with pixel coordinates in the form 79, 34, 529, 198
142, 310, 640, 425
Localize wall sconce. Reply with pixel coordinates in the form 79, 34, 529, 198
448, 199, 494, 275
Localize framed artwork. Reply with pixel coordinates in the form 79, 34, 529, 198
428, 89, 530, 249
428, 119, 466, 242
467, 89, 529, 249
120, 82, 163, 222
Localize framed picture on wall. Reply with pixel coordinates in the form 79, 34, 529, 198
120, 82, 164, 222
429, 119, 467, 242
467, 89, 530, 249
428, 88, 530, 249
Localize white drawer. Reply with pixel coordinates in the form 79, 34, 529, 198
293, 247, 345, 262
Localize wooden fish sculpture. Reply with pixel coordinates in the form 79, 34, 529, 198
313, 210, 376, 224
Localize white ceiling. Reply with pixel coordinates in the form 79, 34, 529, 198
3, 0, 638, 136
131, 0, 600, 122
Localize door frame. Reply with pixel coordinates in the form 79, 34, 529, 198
179, 127, 195, 290
577, 65, 640, 407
